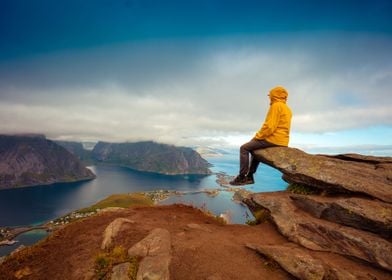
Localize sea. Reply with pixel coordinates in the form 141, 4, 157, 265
0, 150, 287, 257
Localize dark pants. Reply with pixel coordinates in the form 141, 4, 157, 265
239, 139, 277, 176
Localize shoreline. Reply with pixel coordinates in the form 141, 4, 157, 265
0, 170, 254, 260
0, 175, 96, 192
92, 162, 212, 176
0, 226, 49, 247
0, 184, 250, 248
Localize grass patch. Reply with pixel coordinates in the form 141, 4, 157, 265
77, 193, 154, 214
94, 246, 140, 280
287, 184, 319, 195
246, 209, 270, 225
52, 193, 154, 225
95, 253, 111, 279
127, 256, 139, 280
201, 209, 227, 225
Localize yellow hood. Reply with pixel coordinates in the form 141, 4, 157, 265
269, 86, 288, 104
255, 85, 292, 146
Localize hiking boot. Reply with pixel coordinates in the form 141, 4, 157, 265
229, 174, 247, 186
244, 173, 254, 185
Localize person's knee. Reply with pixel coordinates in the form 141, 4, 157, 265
240, 144, 248, 153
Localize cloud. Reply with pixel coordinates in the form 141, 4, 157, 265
0, 33, 391, 147
296, 144, 392, 156
293, 106, 391, 132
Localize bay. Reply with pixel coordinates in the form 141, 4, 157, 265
0, 151, 288, 257
0, 165, 214, 227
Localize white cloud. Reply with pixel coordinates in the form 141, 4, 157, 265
0, 33, 391, 147
293, 106, 392, 132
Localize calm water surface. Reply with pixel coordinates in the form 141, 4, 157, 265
0, 229, 47, 257
0, 152, 287, 256
0, 165, 215, 227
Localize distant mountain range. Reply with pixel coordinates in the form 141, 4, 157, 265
54, 140, 94, 164
91, 141, 211, 175
0, 134, 212, 190
0, 135, 95, 190
55, 140, 211, 175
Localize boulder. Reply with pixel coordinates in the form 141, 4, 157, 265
253, 147, 392, 202
111, 262, 131, 280
246, 192, 392, 271
246, 243, 384, 280
128, 228, 171, 280
101, 218, 135, 250
247, 243, 326, 280
136, 255, 171, 280
128, 228, 171, 257
290, 195, 392, 239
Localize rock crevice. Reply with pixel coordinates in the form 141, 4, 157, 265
128, 228, 172, 280
243, 147, 392, 277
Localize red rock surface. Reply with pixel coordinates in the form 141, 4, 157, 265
253, 147, 392, 202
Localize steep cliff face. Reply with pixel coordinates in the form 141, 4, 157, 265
252, 147, 392, 202
92, 141, 211, 175
243, 147, 392, 276
0, 135, 95, 189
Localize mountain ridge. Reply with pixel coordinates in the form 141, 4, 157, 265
0, 135, 95, 190
91, 140, 211, 175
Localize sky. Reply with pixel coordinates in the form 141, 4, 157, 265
0, 0, 391, 154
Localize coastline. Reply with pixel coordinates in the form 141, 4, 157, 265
0, 226, 48, 247
0, 183, 251, 254
92, 161, 212, 176
0, 175, 96, 192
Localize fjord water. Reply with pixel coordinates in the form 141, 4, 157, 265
0, 165, 215, 226
0, 151, 287, 227
0, 151, 287, 256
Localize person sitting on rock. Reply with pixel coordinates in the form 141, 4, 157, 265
230, 86, 292, 185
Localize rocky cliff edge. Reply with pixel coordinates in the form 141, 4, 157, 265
243, 147, 392, 279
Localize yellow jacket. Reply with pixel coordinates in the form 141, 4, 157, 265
254, 86, 292, 146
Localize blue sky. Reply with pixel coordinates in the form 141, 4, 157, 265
0, 0, 391, 154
